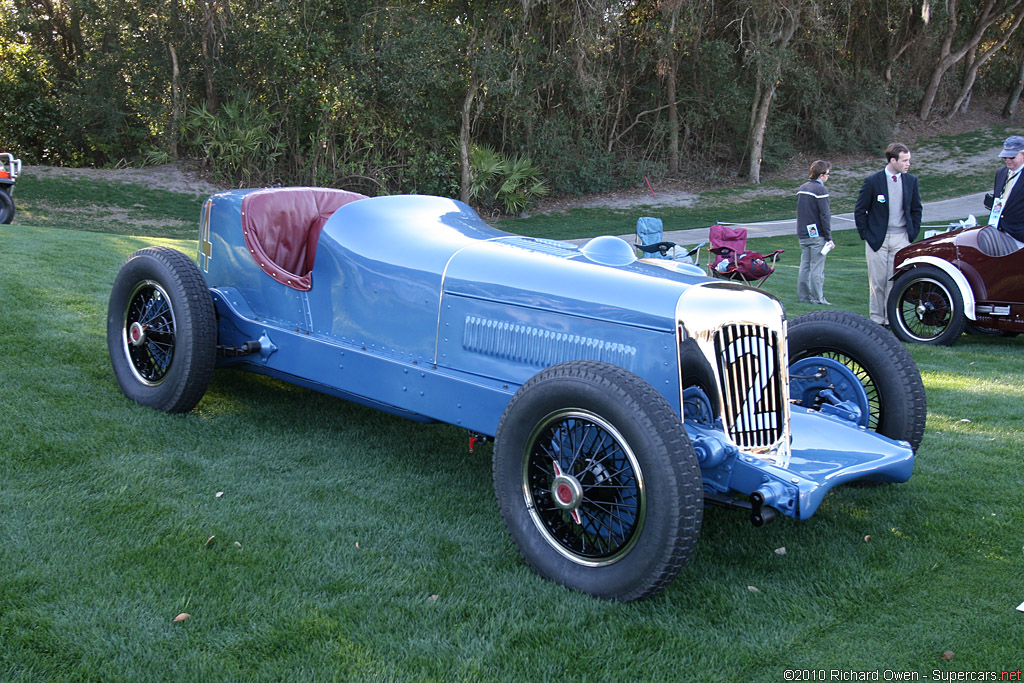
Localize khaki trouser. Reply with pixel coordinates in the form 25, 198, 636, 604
865, 231, 910, 325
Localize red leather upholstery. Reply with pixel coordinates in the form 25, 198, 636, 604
241, 187, 367, 290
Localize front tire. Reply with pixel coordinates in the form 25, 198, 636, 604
107, 247, 217, 413
887, 265, 967, 346
493, 361, 702, 602
788, 310, 926, 452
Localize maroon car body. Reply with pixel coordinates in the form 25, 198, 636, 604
887, 225, 1024, 344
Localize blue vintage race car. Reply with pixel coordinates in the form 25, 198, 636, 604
107, 187, 926, 601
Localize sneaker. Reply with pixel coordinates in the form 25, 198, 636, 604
815, 299, 832, 305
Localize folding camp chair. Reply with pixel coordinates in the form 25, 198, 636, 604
634, 217, 704, 266
707, 223, 784, 288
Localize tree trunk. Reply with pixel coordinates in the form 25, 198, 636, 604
747, 79, 778, 185
459, 72, 482, 204
198, 0, 225, 112
1003, 55, 1024, 118
919, 0, 959, 121
883, 7, 925, 87
667, 63, 679, 177
665, 3, 681, 177
169, 42, 181, 159
742, 3, 798, 184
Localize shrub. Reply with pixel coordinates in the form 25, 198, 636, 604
180, 94, 284, 187
469, 145, 549, 215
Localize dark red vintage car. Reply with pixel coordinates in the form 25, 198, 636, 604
887, 225, 1024, 345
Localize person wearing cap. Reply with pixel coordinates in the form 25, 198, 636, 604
796, 160, 833, 305
854, 142, 923, 327
988, 135, 1024, 248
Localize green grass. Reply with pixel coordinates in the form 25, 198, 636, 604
2, 129, 1024, 679
9, 174, 204, 239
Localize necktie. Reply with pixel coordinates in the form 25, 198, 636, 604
1002, 170, 1017, 199
892, 174, 898, 182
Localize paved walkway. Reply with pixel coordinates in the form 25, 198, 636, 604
569, 191, 989, 246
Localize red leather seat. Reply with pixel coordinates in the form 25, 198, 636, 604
241, 187, 367, 290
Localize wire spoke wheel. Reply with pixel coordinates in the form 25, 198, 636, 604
788, 310, 926, 452
107, 247, 217, 413
899, 279, 954, 339
494, 361, 702, 601
524, 410, 644, 565
888, 265, 966, 346
122, 280, 177, 385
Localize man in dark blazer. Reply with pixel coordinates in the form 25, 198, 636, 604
854, 142, 923, 326
989, 135, 1024, 246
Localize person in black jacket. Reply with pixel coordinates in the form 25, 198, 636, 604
854, 142, 922, 326
796, 160, 833, 305
988, 135, 1024, 247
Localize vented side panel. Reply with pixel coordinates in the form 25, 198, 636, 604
463, 316, 637, 370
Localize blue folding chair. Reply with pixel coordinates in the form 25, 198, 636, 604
634, 217, 704, 265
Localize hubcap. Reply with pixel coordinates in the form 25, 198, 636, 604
550, 462, 583, 511
128, 321, 147, 346
552, 476, 581, 509
789, 356, 871, 428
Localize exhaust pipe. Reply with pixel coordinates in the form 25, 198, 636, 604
749, 482, 787, 527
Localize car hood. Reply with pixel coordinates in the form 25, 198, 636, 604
324, 194, 726, 332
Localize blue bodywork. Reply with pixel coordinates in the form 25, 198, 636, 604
199, 188, 913, 522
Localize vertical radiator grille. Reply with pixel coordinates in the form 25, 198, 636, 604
713, 324, 784, 448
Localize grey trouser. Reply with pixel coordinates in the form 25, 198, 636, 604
797, 235, 826, 303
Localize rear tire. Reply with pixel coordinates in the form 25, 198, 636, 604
493, 361, 702, 602
789, 310, 926, 452
107, 247, 217, 413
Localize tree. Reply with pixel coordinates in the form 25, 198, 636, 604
919, 0, 1024, 120
881, 0, 928, 86
735, 0, 800, 184
439, 0, 518, 203
653, 0, 713, 177
945, 4, 1024, 117
195, 0, 230, 111
1003, 47, 1024, 117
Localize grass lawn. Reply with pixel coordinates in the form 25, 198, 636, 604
2, 131, 1023, 679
